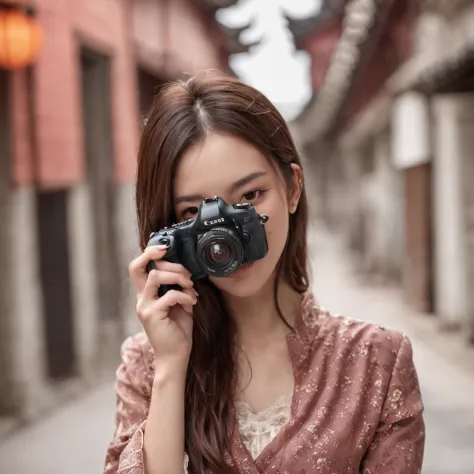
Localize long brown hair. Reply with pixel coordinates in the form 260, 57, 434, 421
135, 70, 309, 473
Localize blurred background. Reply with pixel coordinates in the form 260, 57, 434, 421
0, 0, 474, 472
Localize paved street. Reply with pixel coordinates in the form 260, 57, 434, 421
0, 227, 473, 473
0, 383, 116, 474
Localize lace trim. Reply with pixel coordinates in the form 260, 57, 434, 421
235, 393, 292, 439
183, 395, 292, 470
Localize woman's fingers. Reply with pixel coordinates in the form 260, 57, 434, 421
153, 260, 191, 277
157, 289, 197, 312
129, 246, 168, 293
178, 287, 199, 315
142, 269, 194, 301
136, 289, 197, 324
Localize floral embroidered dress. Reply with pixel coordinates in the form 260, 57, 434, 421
104, 292, 425, 473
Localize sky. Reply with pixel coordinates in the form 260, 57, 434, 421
217, 0, 322, 121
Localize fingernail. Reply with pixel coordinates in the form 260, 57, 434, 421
147, 245, 167, 252
193, 288, 199, 297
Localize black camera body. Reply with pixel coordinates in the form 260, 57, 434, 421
147, 196, 269, 295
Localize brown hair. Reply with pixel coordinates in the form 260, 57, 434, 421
136, 70, 309, 473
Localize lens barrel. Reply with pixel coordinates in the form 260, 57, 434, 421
196, 227, 243, 277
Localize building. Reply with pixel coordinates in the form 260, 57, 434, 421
291, 0, 474, 344
0, 0, 256, 434
284, 1, 344, 222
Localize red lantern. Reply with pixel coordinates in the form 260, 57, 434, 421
0, 9, 43, 70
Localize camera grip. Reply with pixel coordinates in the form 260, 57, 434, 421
146, 259, 183, 297
157, 283, 182, 298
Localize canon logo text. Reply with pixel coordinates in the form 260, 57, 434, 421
204, 218, 225, 226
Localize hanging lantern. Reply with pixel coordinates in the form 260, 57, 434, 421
0, 8, 43, 70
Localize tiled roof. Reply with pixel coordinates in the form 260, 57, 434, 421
295, 0, 390, 143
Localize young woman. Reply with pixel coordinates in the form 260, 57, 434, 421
104, 71, 425, 474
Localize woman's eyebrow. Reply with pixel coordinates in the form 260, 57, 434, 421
174, 171, 267, 205
175, 194, 205, 205
229, 171, 267, 193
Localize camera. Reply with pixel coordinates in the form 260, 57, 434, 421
146, 196, 269, 296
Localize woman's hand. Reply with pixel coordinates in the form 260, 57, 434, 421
129, 246, 198, 372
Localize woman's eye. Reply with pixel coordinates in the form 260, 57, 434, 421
182, 206, 199, 219
242, 189, 265, 202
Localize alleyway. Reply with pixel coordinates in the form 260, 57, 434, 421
0, 227, 473, 474
0, 382, 116, 474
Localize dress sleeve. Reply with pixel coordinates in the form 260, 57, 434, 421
103, 336, 150, 474
361, 335, 425, 473
103, 336, 190, 474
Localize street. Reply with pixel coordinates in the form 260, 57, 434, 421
0, 382, 115, 474
0, 228, 473, 473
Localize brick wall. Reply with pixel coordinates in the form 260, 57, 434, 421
30, 0, 140, 187
168, 0, 223, 74
12, 0, 227, 189
10, 70, 34, 186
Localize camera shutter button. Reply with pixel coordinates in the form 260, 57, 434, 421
158, 237, 170, 246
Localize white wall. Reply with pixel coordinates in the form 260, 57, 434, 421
68, 183, 99, 381
9, 188, 49, 420
392, 92, 431, 169
432, 95, 471, 328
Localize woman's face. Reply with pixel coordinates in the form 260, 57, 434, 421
173, 132, 301, 298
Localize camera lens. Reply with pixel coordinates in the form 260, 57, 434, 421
206, 242, 232, 266
197, 228, 243, 277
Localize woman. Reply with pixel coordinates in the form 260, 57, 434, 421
104, 71, 425, 474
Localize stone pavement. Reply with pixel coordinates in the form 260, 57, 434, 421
0, 227, 473, 474
0, 382, 116, 474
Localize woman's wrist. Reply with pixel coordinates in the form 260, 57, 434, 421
153, 358, 188, 388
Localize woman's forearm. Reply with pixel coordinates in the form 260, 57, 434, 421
144, 364, 187, 474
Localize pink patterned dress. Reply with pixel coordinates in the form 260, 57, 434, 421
104, 292, 425, 473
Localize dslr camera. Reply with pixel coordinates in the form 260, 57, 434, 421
147, 196, 269, 296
